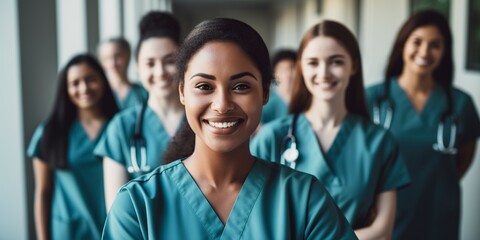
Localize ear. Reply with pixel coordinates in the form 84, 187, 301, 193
262, 90, 270, 105
179, 82, 185, 105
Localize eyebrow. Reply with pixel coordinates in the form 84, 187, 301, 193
189, 71, 257, 81
304, 54, 346, 60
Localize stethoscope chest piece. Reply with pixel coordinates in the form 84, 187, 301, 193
283, 142, 299, 163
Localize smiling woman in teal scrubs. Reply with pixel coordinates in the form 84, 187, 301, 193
98, 37, 148, 109
251, 20, 410, 239
366, 10, 480, 240
28, 54, 118, 239
94, 11, 185, 211
102, 18, 357, 240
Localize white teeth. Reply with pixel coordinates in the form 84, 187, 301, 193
415, 58, 429, 66
208, 121, 238, 129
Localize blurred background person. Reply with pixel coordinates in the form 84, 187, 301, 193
94, 11, 185, 211
28, 54, 118, 239
260, 49, 297, 125
98, 37, 148, 109
366, 10, 480, 239
252, 20, 410, 239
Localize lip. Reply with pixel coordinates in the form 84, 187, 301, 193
414, 58, 431, 67
203, 117, 244, 135
312, 80, 339, 90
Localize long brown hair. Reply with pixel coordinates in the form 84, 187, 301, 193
289, 20, 369, 120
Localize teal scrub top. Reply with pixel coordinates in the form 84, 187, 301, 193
102, 159, 358, 240
114, 83, 148, 110
94, 105, 178, 179
261, 88, 288, 124
251, 113, 411, 228
27, 121, 107, 240
366, 79, 480, 240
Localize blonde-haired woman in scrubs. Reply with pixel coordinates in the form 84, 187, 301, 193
251, 20, 411, 239
102, 18, 358, 240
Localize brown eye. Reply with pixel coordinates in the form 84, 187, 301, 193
196, 83, 213, 91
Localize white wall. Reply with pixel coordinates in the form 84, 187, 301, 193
451, 1, 480, 239
360, 0, 408, 85
57, 0, 88, 67
0, 0, 28, 239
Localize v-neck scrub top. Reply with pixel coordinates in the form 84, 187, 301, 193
102, 159, 358, 239
28, 121, 107, 240
251, 113, 411, 228
366, 79, 480, 240
94, 105, 177, 179
113, 83, 148, 110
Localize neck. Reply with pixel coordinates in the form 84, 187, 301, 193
77, 107, 104, 123
184, 139, 254, 188
305, 97, 347, 130
147, 93, 183, 118
398, 70, 435, 94
109, 73, 130, 87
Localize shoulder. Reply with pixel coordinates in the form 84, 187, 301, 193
261, 115, 294, 132
257, 159, 320, 188
109, 105, 142, 126
365, 82, 386, 98
119, 160, 182, 195
451, 87, 476, 106
254, 115, 293, 141
131, 83, 148, 93
351, 114, 396, 147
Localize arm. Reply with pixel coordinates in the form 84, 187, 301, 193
355, 190, 396, 240
103, 157, 129, 212
457, 141, 477, 179
33, 158, 53, 240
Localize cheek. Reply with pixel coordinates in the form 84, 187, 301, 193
166, 65, 177, 76
138, 67, 152, 82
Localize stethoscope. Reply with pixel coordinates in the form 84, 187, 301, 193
280, 114, 300, 169
373, 90, 458, 155
128, 101, 151, 173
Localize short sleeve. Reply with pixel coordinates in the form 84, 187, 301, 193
94, 115, 129, 165
305, 178, 358, 239
27, 124, 45, 159
459, 94, 480, 145
102, 188, 144, 239
377, 134, 411, 193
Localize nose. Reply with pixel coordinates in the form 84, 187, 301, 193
78, 80, 88, 92
153, 63, 166, 79
419, 43, 429, 57
316, 62, 330, 80
211, 89, 235, 114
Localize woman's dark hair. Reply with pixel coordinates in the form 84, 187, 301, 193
135, 11, 181, 60
383, 9, 454, 116
40, 54, 118, 169
165, 18, 273, 162
289, 20, 369, 120
271, 49, 297, 69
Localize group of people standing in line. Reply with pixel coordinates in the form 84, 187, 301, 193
28, 8, 479, 240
